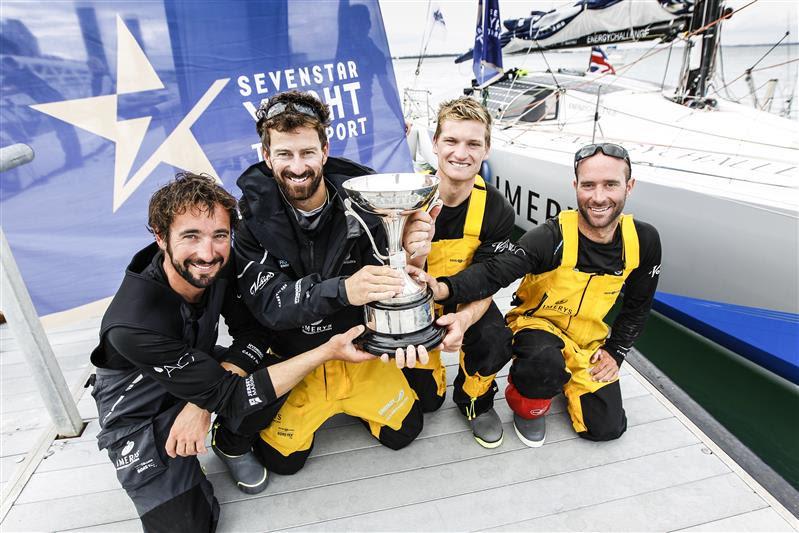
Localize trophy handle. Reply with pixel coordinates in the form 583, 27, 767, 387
343, 198, 389, 264
424, 191, 442, 214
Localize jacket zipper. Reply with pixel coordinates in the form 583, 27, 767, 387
567, 274, 595, 330
524, 292, 549, 317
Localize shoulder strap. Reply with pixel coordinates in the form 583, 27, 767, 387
558, 210, 579, 269
620, 214, 640, 273
464, 175, 487, 238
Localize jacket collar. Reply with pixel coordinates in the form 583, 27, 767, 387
237, 158, 381, 261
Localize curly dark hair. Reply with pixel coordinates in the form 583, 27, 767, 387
255, 90, 331, 151
147, 172, 238, 240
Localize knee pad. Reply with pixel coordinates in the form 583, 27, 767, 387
378, 401, 423, 450
461, 304, 513, 377
253, 438, 312, 475
505, 379, 552, 419
402, 368, 445, 413
578, 382, 627, 441
510, 330, 569, 398
140, 483, 219, 533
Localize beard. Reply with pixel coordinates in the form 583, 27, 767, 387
577, 198, 625, 230
166, 242, 225, 289
275, 167, 324, 203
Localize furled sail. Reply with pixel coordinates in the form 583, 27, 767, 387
456, 0, 693, 63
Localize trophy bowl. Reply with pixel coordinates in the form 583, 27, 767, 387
342, 173, 446, 356
343, 173, 438, 213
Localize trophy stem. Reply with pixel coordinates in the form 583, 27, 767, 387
381, 213, 407, 257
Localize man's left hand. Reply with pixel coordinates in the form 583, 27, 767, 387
165, 403, 212, 458
435, 311, 468, 353
589, 348, 619, 382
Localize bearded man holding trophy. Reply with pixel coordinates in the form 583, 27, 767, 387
233, 90, 464, 477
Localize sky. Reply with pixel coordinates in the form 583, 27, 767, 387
380, 0, 799, 57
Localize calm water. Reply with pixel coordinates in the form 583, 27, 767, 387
392, 44, 799, 120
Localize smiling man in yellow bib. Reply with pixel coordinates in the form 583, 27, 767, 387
402, 98, 516, 448
413, 143, 662, 447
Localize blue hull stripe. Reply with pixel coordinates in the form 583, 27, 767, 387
652, 292, 799, 385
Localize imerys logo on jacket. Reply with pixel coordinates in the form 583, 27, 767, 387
302, 319, 332, 335
115, 440, 140, 470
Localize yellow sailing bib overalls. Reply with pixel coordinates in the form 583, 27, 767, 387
507, 210, 639, 433
258, 356, 419, 457
414, 176, 499, 417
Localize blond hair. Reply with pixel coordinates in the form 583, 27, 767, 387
434, 97, 492, 146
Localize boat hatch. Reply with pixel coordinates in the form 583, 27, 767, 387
486, 81, 560, 123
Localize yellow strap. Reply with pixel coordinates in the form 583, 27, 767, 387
559, 210, 579, 269
463, 175, 487, 238
620, 214, 640, 273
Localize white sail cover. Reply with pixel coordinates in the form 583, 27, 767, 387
501, 0, 693, 53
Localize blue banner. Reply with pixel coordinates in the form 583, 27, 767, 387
0, 1, 411, 315
472, 0, 503, 85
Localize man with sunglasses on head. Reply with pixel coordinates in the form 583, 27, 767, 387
233, 90, 458, 476
411, 143, 661, 447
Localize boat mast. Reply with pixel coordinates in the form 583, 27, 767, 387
676, 0, 730, 108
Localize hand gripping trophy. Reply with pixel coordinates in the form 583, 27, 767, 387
342, 173, 445, 356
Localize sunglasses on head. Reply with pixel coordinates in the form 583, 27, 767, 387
574, 143, 630, 173
258, 101, 321, 122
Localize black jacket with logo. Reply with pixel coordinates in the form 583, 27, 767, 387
234, 157, 383, 358
90, 243, 276, 426
442, 217, 661, 364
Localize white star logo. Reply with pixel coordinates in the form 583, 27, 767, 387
30, 15, 229, 212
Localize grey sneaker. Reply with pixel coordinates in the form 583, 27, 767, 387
513, 413, 546, 448
470, 408, 504, 449
213, 445, 269, 494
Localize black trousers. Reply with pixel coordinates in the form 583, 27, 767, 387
403, 301, 513, 417
510, 328, 627, 441
93, 365, 281, 533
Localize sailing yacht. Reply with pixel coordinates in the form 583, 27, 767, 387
408, 0, 799, 384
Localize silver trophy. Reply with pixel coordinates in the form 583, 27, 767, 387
342, 173, 445, 356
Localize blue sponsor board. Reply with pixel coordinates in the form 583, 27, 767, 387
0, 1, 410, 315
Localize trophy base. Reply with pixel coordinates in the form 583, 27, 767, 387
358, 323, 447, 357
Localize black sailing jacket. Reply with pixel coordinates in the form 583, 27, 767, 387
234, 157, 385, 358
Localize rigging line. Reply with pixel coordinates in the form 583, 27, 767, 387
496, 21, 554, 116
748, 31, 790, 72
660, 41, 675, 92
604, 39, 665, 89
715, 28, 740, 101
414, 0, 433, 77
752, 58, 799, 73
685, 0, 757, 39
564, 92, 799, 150
707, 57, 799, 99
536, 40, 562, 90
